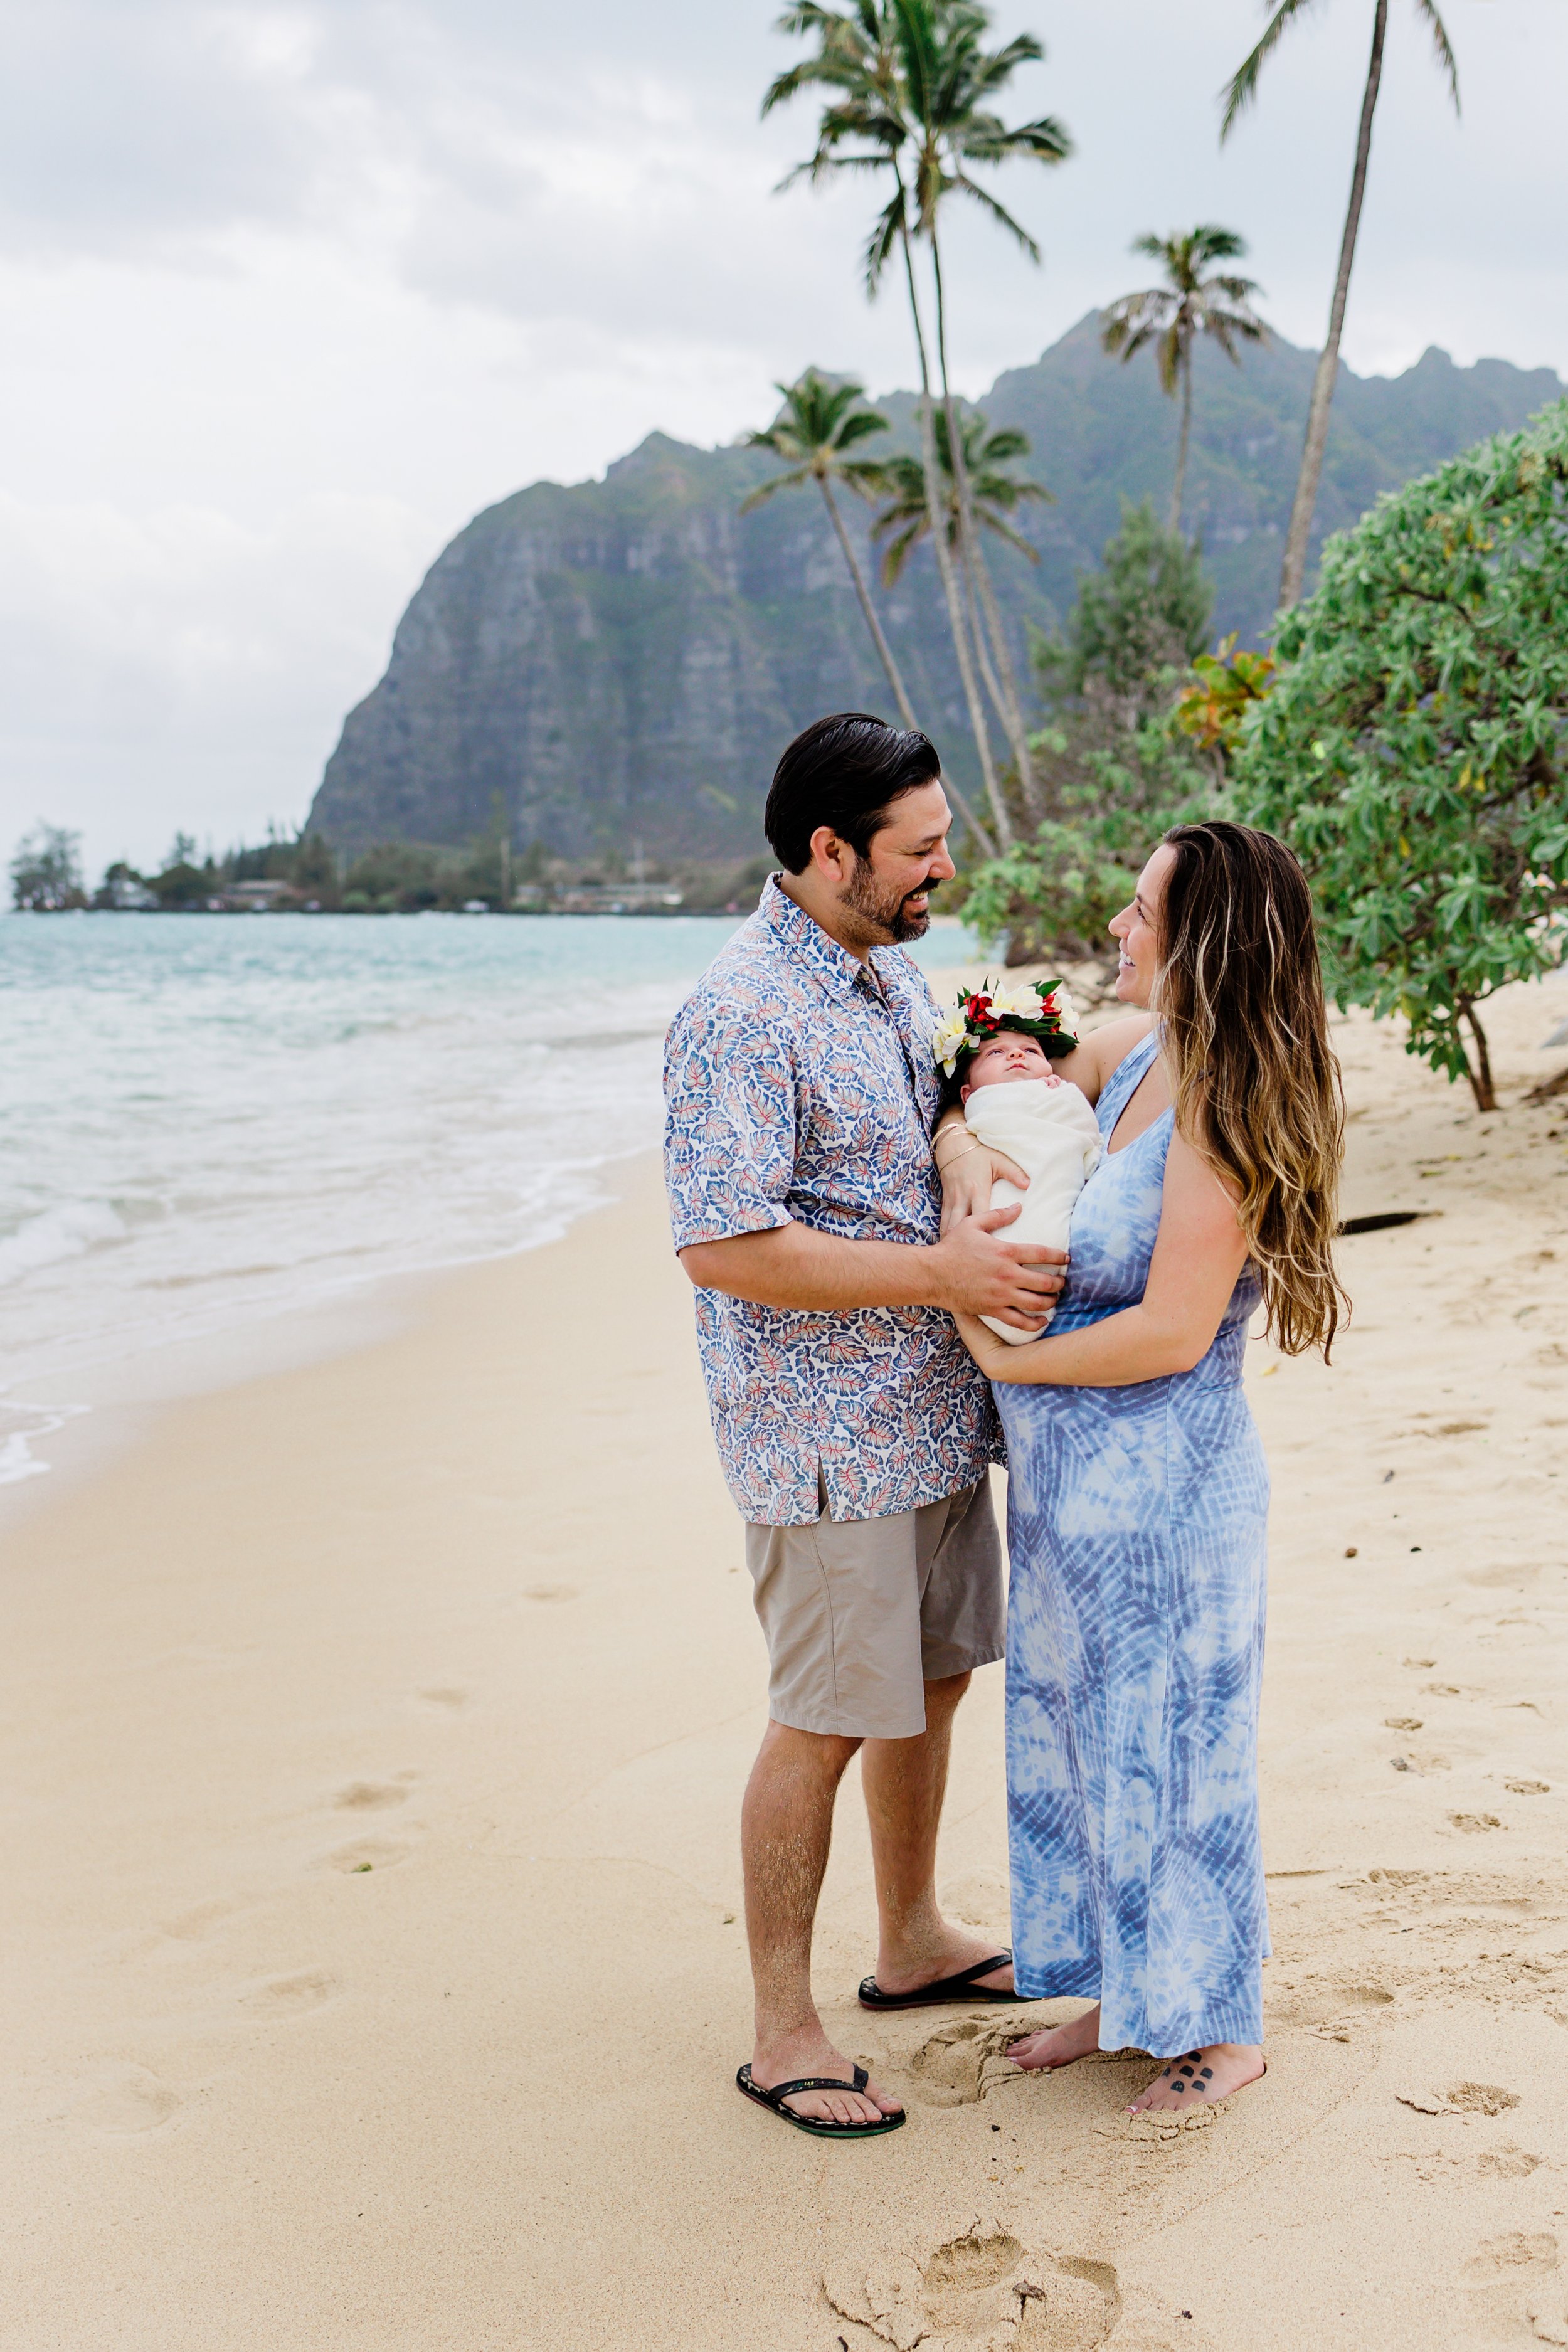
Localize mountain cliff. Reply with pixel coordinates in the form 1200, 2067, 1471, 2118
307, 318, 1561, 862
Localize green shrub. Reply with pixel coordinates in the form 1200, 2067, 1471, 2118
960, 501, 1221, 960
1234, 401, 1568, 1110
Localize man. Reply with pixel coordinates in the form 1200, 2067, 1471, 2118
663, 711, 1066, 2139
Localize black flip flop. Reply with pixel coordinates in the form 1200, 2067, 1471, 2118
735, 2063, 906, 2138
858, 1952, 1022, 2011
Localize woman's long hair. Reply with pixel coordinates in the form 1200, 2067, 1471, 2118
1155, 820, 1349, 1357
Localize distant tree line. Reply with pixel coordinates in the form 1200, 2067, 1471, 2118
8, 823, 774, 917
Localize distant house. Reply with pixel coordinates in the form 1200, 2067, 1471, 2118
543, 883, 685, 915
223, 879, 302, 912
102, 874, 160, 911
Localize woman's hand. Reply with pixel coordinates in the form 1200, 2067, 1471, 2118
936, 1136, 1030, 1236
954, 1311, 1049, 1380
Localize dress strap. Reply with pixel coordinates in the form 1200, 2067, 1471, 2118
1094, 1028, 1161, 1140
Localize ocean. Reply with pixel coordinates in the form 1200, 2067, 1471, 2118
0, 908, 977, 1485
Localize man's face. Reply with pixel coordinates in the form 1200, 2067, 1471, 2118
840, 780, 956, 946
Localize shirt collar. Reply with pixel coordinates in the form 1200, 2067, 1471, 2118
759, 873, 886, 1004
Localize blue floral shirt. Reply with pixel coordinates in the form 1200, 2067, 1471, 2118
663, 877, 1000, 1526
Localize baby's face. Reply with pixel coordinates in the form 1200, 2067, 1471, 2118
961, 1030, 1055, 1097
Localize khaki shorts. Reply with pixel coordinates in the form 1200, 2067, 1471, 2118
743, 1478, 1004, 1740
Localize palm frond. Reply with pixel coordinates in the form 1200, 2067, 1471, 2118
1413, 0, 1461, 112
973, 512, 1041, 561
950, 171, 1041, 261
738, 465, 812, 514
877, 516, 926, 587
1187, 223, 1250, 264
1220, 0, 1323, 140
1101, 289, 1175, 360
862, 180, 908, 294
959, 111, 1073, 168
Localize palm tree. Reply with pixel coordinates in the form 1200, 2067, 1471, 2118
764, 1, 1070, 844
890, 0, 1071, 818
741, 371, 919, 731
1101, 227, 1266, 535
1222, 0, 1459, 611
871, 410, 1049, 582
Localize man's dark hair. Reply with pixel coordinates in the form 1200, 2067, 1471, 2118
763, 712, 942, 874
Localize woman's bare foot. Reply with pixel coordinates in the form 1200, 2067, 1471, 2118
1126, 2043, 1264, 2114
1007, 2001, 1101, 2071
751, 2027, 904, 2128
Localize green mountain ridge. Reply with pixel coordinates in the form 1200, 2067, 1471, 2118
307, 314, 1562, 863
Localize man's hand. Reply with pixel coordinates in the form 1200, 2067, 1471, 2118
926, 1207, 1066, 1331
679, 1209, 1065, 1325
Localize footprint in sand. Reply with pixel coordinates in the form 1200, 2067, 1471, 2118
1449, 1813, 1504, 1834
825, 2228, 1121, 2351
1478, 2144, 1542, 2178
72, 2065, 181, 2136
157, 1895, 246, 1943
1507, 1779, 1551, 1795
1398, 2080, 1520, 2117
1463, 2232, 1564, 2346
324, 1837, 409, 1873
241, 1969, 337, 2017
334, 1781, 410, 1811
900, 2015, 1036, 2107
416, 1687, 468, 1711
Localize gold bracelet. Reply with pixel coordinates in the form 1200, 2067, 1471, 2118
935, 1138, 982, 1172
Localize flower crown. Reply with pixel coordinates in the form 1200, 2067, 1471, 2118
932, 978, 1078, 1080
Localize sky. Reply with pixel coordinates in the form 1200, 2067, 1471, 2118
3, 0, 1565, 881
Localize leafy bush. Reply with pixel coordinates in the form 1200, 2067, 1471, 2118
1234, 401, 1568, 1111
961, 501, 1221, 958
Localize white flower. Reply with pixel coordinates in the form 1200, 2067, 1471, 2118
987, 985, 1044, 1023
1051, 986, 1078, 1036
931, 1009, 970, 1076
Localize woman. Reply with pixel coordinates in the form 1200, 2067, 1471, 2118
939, 822, 1347, 2114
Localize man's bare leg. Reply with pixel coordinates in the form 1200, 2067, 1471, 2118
861, 1671, 1014, 1998
742, 1720, 903, 2126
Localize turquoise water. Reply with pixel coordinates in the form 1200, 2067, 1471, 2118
0, 908, 978, 1479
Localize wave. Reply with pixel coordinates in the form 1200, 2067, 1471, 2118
0, 1201, 127, 1286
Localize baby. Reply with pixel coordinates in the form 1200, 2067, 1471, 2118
939, 1000, 1101, 1345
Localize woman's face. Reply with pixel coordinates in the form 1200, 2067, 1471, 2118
1108, 844, 1174, 1008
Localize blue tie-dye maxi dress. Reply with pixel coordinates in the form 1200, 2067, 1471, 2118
997, 1029, 1270, 2055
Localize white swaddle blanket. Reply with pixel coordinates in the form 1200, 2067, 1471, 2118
963, 1076, 1103, 1343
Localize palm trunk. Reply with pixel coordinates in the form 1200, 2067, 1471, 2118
930, 231, 1039, 818
899, 225, 1012, 848
818, 475, 918, 731
1172, 352, 1193, 534
1279, 0, 1387, 612
821, 479, 993, 852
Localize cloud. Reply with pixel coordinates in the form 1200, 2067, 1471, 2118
0, 485, 430, 868
1, 0, 1564, 877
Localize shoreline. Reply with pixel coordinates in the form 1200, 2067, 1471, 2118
3, 979, 1567, 2349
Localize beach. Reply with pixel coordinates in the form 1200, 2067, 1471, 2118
4, 969, 1567, 2352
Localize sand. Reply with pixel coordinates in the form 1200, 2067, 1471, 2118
3, 970, 1567, 2352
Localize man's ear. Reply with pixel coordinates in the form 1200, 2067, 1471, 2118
807, 824, 850, 881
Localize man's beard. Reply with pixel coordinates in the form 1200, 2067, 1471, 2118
839, 854, 935, 948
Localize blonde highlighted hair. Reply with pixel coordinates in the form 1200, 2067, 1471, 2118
1155, 820, 1350, 1358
